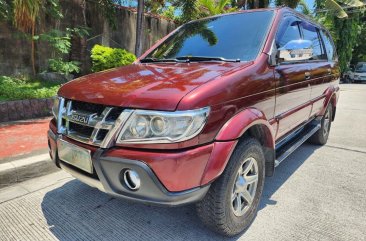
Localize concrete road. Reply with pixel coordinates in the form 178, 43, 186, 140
1, 84, 366, 241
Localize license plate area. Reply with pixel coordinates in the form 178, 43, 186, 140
57, 139, 93, 174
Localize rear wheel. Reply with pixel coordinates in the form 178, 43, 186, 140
196, 138, 265, 237
309, 104, 332, 145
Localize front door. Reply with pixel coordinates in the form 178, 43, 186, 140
274, 16, 312, 139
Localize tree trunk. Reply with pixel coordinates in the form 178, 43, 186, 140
102, 19, 110, 47
135, 0, 144, 57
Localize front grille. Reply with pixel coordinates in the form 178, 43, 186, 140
56, 99, 130, 147
69, 122, 94, 137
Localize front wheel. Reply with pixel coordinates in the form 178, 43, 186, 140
196, 138, 265, 237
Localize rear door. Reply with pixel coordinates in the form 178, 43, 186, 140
274, 16, 312, 139
300, 22, 330, 117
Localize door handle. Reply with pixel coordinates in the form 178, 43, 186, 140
305, 72, 311, 80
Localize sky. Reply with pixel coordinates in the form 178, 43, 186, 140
305, 0, 316, 10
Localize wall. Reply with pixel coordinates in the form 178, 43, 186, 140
0, 0, 176, 76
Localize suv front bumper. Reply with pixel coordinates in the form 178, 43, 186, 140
48, 129, 211, 206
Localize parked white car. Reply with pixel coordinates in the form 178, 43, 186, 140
344, 62, 366, 83
353, 62, 366, 82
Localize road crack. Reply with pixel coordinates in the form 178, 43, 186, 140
325, 144, 366, 155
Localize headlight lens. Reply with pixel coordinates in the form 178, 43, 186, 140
117, 107, 210, 144
52, 96, 60, 120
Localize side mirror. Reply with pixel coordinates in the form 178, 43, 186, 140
278, 40, 313, 63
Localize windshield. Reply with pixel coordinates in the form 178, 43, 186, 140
145, 11, 274, 62
355, 63, 366, 72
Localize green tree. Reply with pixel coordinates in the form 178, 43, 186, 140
0, 0, 11, 20
13, 0, 43, 75
198, 0, 237, 17
351, 19, 366, 64
231, 0, 269, 9
11, 0, 63, 75
315, 0, 365, 72
171, 0, 236, 23
145, 0, 165, 14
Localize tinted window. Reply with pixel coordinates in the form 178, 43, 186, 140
276, 19, 301, 48
320, 30, 336, 61
146, 11, 274, 61
301, 23, 326, 60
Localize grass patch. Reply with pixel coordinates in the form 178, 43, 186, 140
0, 76, 60, 101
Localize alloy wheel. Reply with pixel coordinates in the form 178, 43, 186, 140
231, 157, 259, 217
323, 110, 331, 137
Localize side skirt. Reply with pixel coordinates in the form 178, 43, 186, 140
275, 120, 321, 167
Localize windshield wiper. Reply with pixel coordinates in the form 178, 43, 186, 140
140, 56, 241, 63
175, 56, 241, 63
140, 57, 186, 63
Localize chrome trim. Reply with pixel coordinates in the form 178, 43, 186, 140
55, 98, 209, 147
55, 98, 130, 148
56, 97, 66, 133
102, 110, 133, 148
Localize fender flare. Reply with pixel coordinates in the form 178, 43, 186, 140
215, 108, 275, 148
321, 85, 339, 117
200, 108, 276, 185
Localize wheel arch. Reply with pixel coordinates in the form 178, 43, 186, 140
322, 86, 339, 121
201, 108, 276, 186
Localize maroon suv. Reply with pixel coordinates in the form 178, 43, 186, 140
48, 7, 340, 236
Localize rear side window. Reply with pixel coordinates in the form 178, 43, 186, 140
301, 22, 327, 60
320, 30, 337, 61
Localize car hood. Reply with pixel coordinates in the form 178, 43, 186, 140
58, 62, 249, 111
355, 71, 366, 75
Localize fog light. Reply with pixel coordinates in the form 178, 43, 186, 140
123, 169, 141, 190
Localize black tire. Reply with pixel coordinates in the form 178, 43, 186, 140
309, 104, 332, 145
196, 138, 265, 237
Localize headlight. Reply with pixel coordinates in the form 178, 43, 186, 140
52, 96, 60, 120
117, 107, 210, 144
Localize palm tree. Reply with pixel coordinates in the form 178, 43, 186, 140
135, 0, 144, 57
322, 0, 364, 18
198, 0, 237, 17
181, 0, 198, 23
13, 0, 43, 75
234, 0, 270, 9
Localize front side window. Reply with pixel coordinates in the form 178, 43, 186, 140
145, 11, 274, 62
276, 18, 301, 48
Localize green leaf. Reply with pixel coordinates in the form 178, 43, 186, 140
325, 0, 348, 18
338, 0, 364, 7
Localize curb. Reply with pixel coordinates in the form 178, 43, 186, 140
0, 153, 59, 189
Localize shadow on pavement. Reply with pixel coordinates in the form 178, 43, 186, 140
41, 144, 320, 241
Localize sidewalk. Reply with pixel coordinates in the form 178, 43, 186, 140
0, 118, 58, 188
0, 117, 51, 161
